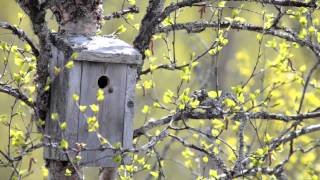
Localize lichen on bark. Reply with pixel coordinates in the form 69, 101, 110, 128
50, 0, 104, 35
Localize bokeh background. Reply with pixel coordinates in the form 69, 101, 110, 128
1, 0, 320, 179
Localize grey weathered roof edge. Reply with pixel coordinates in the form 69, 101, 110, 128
64, 35, 142, 65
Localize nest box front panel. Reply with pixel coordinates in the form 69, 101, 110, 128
45, 37, 140, 167
78, 62, 127, 166
45, 49, 82, 161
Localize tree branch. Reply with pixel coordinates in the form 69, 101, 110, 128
156, 21, 320, 56
270, 124, 320, 150
134, 104, 320, 138
0, 83, 35, 108
133, 0, 165, 57
133, 0, 319, 66
228, 0, 318, 8
162, 0, 318, 15
169, 133, 231, 177
0, 21, 39, 56
104, 6, 139, 20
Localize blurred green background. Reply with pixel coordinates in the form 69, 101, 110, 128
1, 0, 320, 179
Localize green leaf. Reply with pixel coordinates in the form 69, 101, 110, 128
24, 44, 31, 52
299, 16, 307, 26
224, 98, 236, 107
10, 130, 25, 147
97, 89, 104, 102
208, 91, 221, 99
18, 12, 24, 19
202, 156, 209, 163
71, 52, 79, 59
190, 99, 200, 108
150, 171, 159, 178
87, 116, 99, 132
209, 169, 218, 178
218, 1, 226, 7
112, 154, 122, 164
128, 0, 136, 5
90, 104, 99, 113
142, 105, 150, 114
79, 105, 87, 112
72, 94, 79, 102
264, 133, 272, 143
65, 168, 72, 176
54, 66, 61, 76
143, 80, 153, 89
60, 122, 67, 130
144, 49, 152, 57
41, 166, 49, 177
51, 113, 59, 120
163, 90, 174, 104
65, 61, 74, 69
162, 17, 173, 26
117, 25, 127, 34
60, 139, 69, 150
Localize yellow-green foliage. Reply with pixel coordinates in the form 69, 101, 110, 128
1, 0, 320, 179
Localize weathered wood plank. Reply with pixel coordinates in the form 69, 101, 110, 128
44, 47, 82, 161
122, 65, 138, 165
64, 60, 82, 160
44, 45, 58, 160
75, 53, 141, 65
45, 48, 68, 161
78, 62, 104, 165
78, 63, 127, 167
123, 65, 137, 150
96, 63, 127, 167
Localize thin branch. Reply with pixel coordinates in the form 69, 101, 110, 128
297, 61, 320, 113
233, 114, 248, 172
0, 21, 39, 56
156, 21, 320, 56
134, 107, 320, 138
158, 0, 318, 25
104, 6, 139, 20
269, 124, 320, 150
169, 133, 231, 177
0, 83, 35, 108
229, 0, 318, 8
248, 111, 320, 121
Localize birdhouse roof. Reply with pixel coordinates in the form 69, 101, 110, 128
65, 35, 142, 65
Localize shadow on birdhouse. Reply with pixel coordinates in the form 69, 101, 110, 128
44, 35, 142, 167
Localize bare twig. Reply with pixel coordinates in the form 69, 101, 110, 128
0, 83, 35, 108
0, 21, 39, 56
104, 6, 139, 20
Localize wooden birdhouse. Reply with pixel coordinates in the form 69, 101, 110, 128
44, 35, 142, 167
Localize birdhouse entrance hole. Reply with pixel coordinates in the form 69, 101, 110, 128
98, 75, 109, 89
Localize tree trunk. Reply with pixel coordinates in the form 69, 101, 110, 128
50, 0, 104, 35
47, 160, 81, 180
99, 168, 117, 180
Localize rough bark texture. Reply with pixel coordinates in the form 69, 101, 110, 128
133, 0, 165, 58
99, 168, 117, 180
16, 0, 51, 127
48, 161, 81, 180
51, 0, 103, 35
